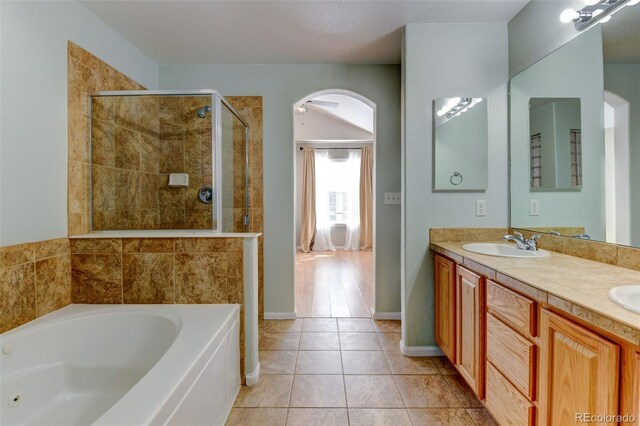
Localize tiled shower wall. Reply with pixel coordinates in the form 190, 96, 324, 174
91, 95, 163, 229
68, 42, 145, 235
91, 95, 214, 230
156, 96, 214, 229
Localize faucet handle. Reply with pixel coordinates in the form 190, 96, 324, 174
526, 234, 541, 250
513, 231, 524, 239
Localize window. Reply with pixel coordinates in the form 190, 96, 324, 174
570, 129, 582, 187
326, 159, 350, 223
530, 133, 542, 188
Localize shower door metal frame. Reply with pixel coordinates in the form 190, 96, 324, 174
89, 89, 250, 232
216, 95, 251, 231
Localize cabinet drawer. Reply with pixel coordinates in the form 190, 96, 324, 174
487, 280, 536, 337
487, 314, 536, 400
485, 362, 535, 426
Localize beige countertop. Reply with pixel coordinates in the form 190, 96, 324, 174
431, 241, 640, 346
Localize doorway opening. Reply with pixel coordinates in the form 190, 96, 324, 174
293, 90, 376, 318
604, 90, 631, 245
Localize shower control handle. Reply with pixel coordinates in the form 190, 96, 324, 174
198, 186, 213, 204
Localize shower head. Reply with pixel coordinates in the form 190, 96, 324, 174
197, 105, 212, 118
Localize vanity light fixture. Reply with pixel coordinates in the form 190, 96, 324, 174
560, 0, 634, 31
437, 97, 483, 120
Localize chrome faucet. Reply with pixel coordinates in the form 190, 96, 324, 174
503, 232, 540, 251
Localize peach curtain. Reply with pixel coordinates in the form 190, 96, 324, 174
359, 145, 373, 250
300, 147, 316, 252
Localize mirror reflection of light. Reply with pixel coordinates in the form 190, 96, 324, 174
560, 9, 580, 23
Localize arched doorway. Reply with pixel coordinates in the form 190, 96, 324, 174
292, 90, 376, 318
604, 90, 631, 245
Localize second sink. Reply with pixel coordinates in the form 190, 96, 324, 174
462, 243, 550, 259
609, 285, 640, 314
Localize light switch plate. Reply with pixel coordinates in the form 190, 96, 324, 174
475, 200, 487, 217
530, 199, 540, 216
384, 192, 401, 205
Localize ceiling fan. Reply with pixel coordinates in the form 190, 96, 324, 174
306, 99, 339, 108
296, 99, 339, 114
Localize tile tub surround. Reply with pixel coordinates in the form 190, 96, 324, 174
430, 240, 640, 346
68, 234, 260, 384
0, 238, 72, 333
226, 318, 498, 426
70, 237, 243, 303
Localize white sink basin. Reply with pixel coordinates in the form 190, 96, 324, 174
462, 243, 550, 259
609, 285, 640, 314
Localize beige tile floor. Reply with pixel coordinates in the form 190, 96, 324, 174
227, 318, 498, 426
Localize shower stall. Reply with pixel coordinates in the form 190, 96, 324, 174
89, 90, 249, 232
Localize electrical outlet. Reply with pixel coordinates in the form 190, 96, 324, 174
475, 200, 487, 217
530, 199, 540, 216
384, 192, 401, 205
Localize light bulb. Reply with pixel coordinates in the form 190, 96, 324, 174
592, 8, 604, 16
461, 108, 468, 113
627, 0, 639, 6
452, 97, 462, 104
584, 0, 600, 5
437, 110, 445, 117
560, 8, 580, 23
599, 15, 611, 22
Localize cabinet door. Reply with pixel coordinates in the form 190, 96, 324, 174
434, 255, 456, 363
539, 309, 620, 426
620, 350, 640, 426
456, 266, 485, 399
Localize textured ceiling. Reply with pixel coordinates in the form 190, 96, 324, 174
603, 5, 640, 63
81, 0, 529, 64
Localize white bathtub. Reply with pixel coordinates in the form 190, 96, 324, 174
0, 304, 240, 426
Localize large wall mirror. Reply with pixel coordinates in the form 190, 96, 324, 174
510, 5, 640, 246
433, 97, 488, 191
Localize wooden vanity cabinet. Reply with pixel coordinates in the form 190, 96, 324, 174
456, 265, 486, 399
432, 251, 638, 426
539, 309, 620, 426
434, 255, 456, 363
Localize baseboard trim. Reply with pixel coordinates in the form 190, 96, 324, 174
245, 362, 260, 386
399, 339, 444, 357
264, 312, 297, 320
371, 311, 401, 320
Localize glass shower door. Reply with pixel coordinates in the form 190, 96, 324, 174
218, 100, 249, 232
